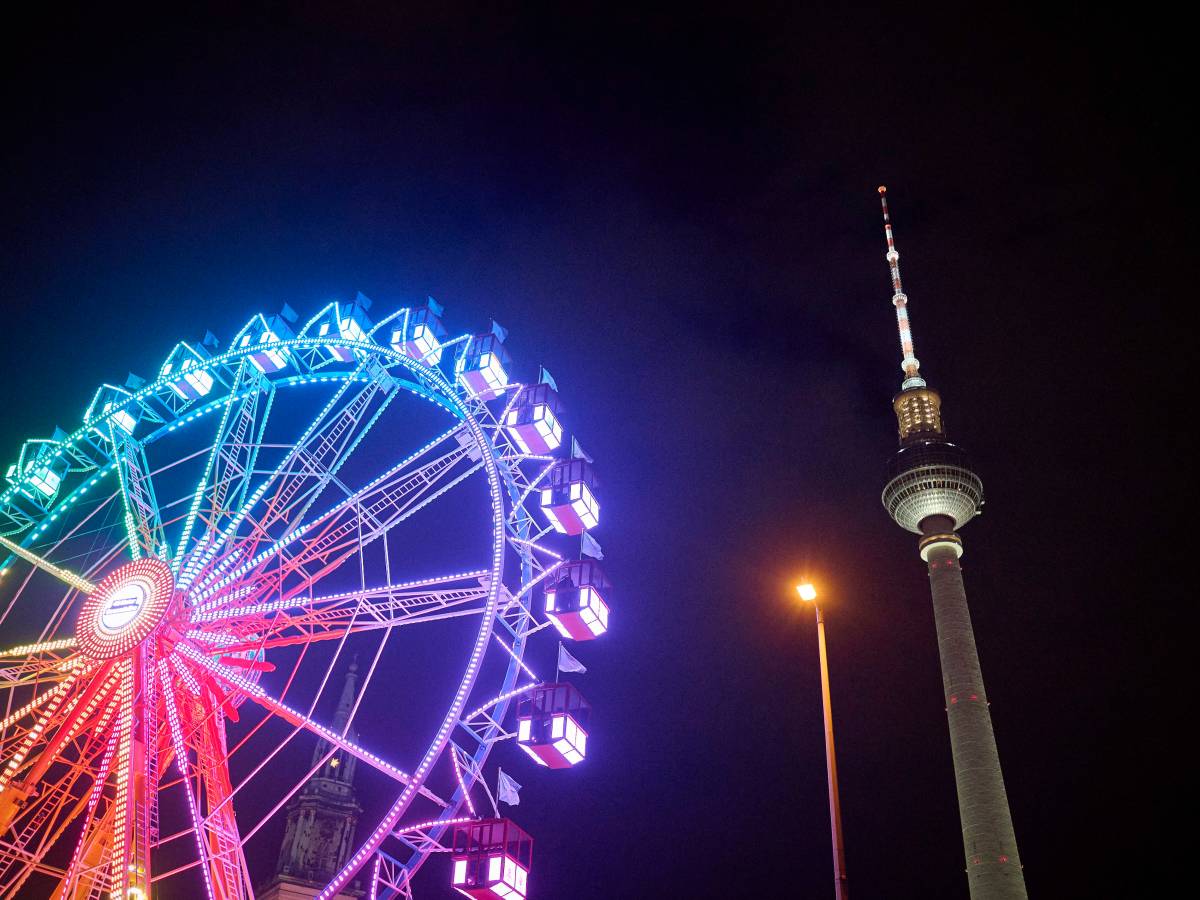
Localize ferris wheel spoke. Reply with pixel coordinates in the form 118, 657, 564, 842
0, 658, 78, 691
267, 365, 400, 542
52, 803, 117, 900
194, 741, 253, 897
0, 681, 117, 884
0, 667, 92, 806
190, 568, 490, 621
108, 427, 167, 561
189, 574, 491, 649
0, 495, 135, 655
190, 434, 481, 607
175, 646, 450, 809
174, 359, 277, 577
0, 638, 77, 662
174, 665, 253, 896
216, 363, 396, 560
102, 658, 156, 899
0, 679, 77, 744
3, 664, 120, 798
0, 647, 80, 697
238, 461, 485, 614
0, 670, 97, 765
221, 595, 492, 651
0, 536, 95, 596
180, 367, 410, 595
219, 420, 469, 586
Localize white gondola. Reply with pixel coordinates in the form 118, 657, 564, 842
540, 459, 599, 534
160, 341, 216, 399
84, 384, 140, 435
504, 383, 563, 454
390, 297, 448, 364
544, 559, 610, 640
458, 329, 511, 398
307, 295, 373, 362
7, 438, 68, 500
232, 307, 297, 373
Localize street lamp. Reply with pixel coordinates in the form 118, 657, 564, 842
798, 582, 849, 900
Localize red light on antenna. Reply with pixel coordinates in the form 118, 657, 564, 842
877, 185, 887, 193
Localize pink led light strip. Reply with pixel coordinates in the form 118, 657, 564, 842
492, 633, 539, 682
450, 746, 477, 817
0, 668, 87, 792
107, 661, 135, 895
60, 726, 119, 894
157, 660, 217, 900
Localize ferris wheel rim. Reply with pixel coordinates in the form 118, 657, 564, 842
0, 324, 541, 896
0, 334, 474, 533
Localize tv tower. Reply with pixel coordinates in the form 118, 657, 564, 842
877, 187, 1028, 899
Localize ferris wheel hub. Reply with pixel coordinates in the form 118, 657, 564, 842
75, 557, 175, 660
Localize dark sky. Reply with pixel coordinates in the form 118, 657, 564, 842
0, 5, 1184, 898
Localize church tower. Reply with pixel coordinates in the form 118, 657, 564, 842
260, 661, 364, 900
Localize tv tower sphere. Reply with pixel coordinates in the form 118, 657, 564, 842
883, 438, 983, 537
876, 187, 1028, 900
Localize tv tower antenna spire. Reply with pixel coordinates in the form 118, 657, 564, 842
878, 186, 926, 390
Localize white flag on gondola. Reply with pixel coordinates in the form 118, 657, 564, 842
581, 533, 604, 560
538, 366, 558, 391
498, 768, 522, 806
571, 438, 593, 463
557, 643, 587, 674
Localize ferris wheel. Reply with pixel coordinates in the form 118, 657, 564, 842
0, 295, 609, 900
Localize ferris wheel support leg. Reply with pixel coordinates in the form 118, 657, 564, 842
51, 804, 117, 900
159, 663, 220, 900
197, 709, 250, 899
108, 656, 152, 899
0, 788, 30, 836
54, 731, 118, 900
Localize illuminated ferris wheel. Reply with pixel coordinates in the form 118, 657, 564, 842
0, 296, 609, 899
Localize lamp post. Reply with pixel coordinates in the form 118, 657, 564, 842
798, 583, 848, 900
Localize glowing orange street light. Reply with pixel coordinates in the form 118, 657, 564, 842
797, 583, 849, 900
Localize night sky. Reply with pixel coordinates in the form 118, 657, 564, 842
0, 6, 1183, 898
